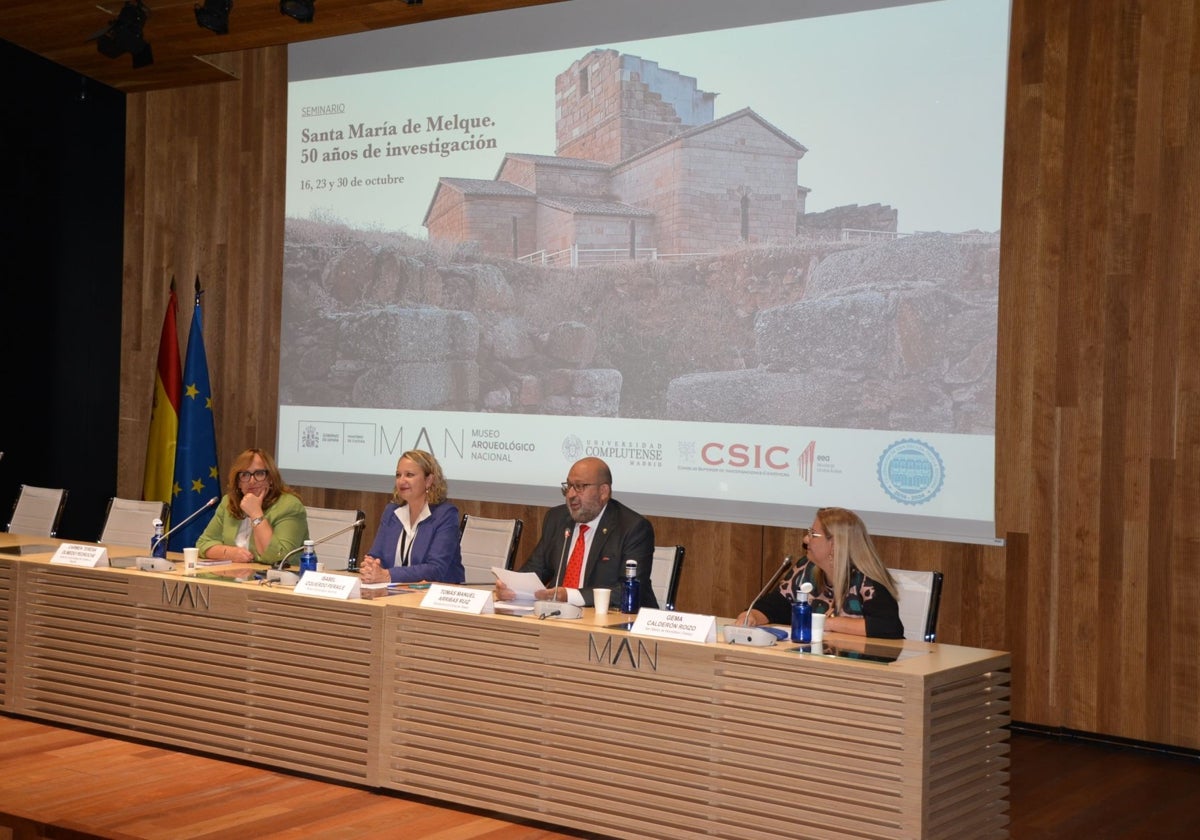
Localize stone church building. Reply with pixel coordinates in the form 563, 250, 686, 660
423, 49, 812, 262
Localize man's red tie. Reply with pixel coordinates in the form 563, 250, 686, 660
563, 524, 589, 588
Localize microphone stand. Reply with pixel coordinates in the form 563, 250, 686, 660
723, 555, 794, 645
121, 497, 218, 571
265, 518, 366, 585
538, 527, 579, 619
739, 555, 794, 626
276, 518, 366, 569
149, 496, 219, 554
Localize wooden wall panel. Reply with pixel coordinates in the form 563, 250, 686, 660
114, 1, 1200, 749
118, 47, 288, 506
992, 0, 1200, 747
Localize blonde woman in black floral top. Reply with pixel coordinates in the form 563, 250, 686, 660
739, 507, 904, 639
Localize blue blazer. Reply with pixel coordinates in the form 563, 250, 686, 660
365, 501, 464, 584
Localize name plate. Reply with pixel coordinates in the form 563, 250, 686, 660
630, 608, 717, 643
50, 543, 109, 568
420, 584, 494, 614
293, 571, 362, 600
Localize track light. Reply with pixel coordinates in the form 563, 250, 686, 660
280, 0, 315, 23
195, 0, 233, 35
96, 1, 153, 69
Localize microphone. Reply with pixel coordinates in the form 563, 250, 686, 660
553, 527, 571, 594
723, 555, 794, 646
151, 496, 219, 554
121, 497, 219, 571
535, 527, 582, 619
268, 518, 366, 584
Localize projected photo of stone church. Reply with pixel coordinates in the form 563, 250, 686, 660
282, 49, 998, 435
425, 49, 832, 264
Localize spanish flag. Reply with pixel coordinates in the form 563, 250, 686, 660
143, 280, 181, 506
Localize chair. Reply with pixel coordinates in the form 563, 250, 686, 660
305, 506, 366, 571
459, 514, 523, 584
888, 568, 944, 643
651, 544, 685, 611
99, 498, 169, 549
6, 485, 69, 537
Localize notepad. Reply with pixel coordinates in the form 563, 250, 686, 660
491, 567, 542, 600
0, 544, 59, 555
494, 601, 536, 615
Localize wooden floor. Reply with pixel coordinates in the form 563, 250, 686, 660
1, 716, 1198, 839
1005, 727, 1200, 839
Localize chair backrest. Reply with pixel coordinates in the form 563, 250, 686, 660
888, 568, 944, 642
7, 485, 69, 537
305, 506, 366, 571
100, 497, 169, 548
459, 514, 523, 584
651, 544, 685, 611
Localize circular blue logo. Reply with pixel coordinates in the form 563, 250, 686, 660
877, 439, 944, 505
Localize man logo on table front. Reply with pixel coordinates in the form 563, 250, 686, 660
587, 634, 658, 671
160, 580, 211, 610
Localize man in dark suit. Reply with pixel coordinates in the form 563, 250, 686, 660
495, 457, 657, 609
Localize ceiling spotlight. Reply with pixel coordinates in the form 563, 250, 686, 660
195, 0, 234, 35
96, 1, 153, 69
280, 0, 315, 23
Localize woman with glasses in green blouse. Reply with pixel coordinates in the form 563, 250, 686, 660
195, 447, 309, 566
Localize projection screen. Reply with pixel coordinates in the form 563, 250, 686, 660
280, 0, 1011, 543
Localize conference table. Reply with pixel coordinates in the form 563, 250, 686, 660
0, 533, 1011, 839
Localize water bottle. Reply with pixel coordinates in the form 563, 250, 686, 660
151, 519, 167, 559
791, 581, 813, 643
620, 558, 640, 614
299, 540, 318, 578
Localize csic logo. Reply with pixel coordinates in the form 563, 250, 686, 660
702, 442, 790, 471
877, 438, 945, 505
703, 441, 818, 481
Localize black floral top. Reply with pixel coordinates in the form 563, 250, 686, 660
755, 557, 904, 639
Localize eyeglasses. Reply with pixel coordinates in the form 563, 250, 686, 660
237, 469, 269, 483
809, 531, 826, 540
560, 482, 598, 496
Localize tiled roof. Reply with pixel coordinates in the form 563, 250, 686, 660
537, 195, 655, 217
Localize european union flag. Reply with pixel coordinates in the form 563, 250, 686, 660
170, 278, 220, 551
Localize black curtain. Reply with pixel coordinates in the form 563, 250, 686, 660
0, 39, 125, 541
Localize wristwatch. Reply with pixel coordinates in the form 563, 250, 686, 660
250, 516, 265, 528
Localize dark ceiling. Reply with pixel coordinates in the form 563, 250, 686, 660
1, 0, 563, 93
